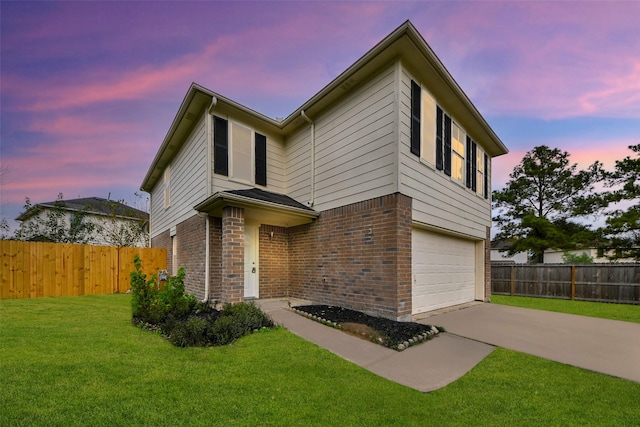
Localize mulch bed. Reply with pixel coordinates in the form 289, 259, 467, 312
291, 305, 443, 351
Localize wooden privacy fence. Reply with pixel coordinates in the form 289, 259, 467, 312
1, 240, 166, 299
492, 263, 640, 304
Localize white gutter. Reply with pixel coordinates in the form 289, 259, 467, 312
207, 97, 217, 197
202, 97, 217, 303
300, 110, 315, 207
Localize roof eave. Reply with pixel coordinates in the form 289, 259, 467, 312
194, 192, 319, 227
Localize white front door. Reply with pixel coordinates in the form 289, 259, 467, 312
244, 225, 259, 298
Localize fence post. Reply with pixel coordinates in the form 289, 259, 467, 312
510, 265, 516, 296
571, 265, 577, 301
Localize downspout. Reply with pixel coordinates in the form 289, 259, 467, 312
203, 97, 217, 302
300, 110, 315, 206
207, 97, 218, 197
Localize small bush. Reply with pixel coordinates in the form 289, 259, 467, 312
129, 255, 159, 323
168, 316, 209, 347
130, 258, 274, 347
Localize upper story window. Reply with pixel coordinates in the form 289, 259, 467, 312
231, 122, 252, 183
411, 80, 489, 199
451, 122, 464, 183
213, 115, 268, 187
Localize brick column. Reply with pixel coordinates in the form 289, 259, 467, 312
221, 206, 244, 303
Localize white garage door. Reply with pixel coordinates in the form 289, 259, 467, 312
412, 229, 476, 315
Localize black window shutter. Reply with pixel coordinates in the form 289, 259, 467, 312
471, 140, 477, 192
213, 116, 228, 176
436, 106, 443, 170
484, 153, 489, 199
255, 132, 267, 186
465, 136, 472, 188
443, 114, 452, 176
410, 81, 421, 156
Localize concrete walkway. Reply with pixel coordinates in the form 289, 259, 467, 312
259, 299, 640, 392
421, 303, 640, 384
259, 299, 494, 392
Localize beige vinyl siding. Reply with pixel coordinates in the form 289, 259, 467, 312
285, 126, 312, 204
265, 134, 286, 194
307, 64, 398, 211
150, 113, 207, 238
399, 66, 491, 239
149, 182, 164, 238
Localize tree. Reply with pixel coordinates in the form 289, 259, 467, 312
14, 194, 97, 244
562, 252, 594, 263
599, 144, 640, 261
96, 197, 149, 247
493, 145, 603, 263
0, 218, 10, 240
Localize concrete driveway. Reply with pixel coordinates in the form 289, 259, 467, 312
422, 303, 640, 383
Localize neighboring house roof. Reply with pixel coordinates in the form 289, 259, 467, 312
16, 197, 149, 222
194, 188, 319, 228
140, 20, 509, 193
491, 239, 514, 251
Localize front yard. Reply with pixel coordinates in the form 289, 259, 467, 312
1, 295, 639, 426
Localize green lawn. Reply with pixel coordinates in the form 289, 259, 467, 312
1, 295, 639, 426
492, 294, 640, 324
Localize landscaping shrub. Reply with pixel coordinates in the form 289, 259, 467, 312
129, 255, 159, 323
130, 257, 274, 347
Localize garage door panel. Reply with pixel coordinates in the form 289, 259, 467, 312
412, 229, 476, 315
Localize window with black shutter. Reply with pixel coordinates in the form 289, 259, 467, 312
410, 80, 421, 156
466, 136, 472, 188
484, 153, 489, 199
443, 114, 452, 176
213, 116, 228, 176
471, 140, 477, 192
255, 132, 267, 186
466, 137, 478, 191
436, 106, 443, 170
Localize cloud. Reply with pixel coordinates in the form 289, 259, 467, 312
491, 139, 634, 191
418, 2, 640, 120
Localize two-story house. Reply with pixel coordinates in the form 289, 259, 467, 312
16, 197, 149, 247
141, 21, 508, 321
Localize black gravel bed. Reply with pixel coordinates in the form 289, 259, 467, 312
292, 305, 442, 351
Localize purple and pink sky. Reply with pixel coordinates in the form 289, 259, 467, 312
1, 1, 639, 231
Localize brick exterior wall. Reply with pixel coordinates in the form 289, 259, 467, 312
288, 193, 412, 320
221, 206, 244, 303
151, 192, 487, 319
151, 229, 171, 274
259, 225, 289, 299
176, 215, 207, 299
208, 217, 223, 303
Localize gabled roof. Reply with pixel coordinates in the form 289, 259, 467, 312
16, 197, 148, 222
141, 20, 509, 193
